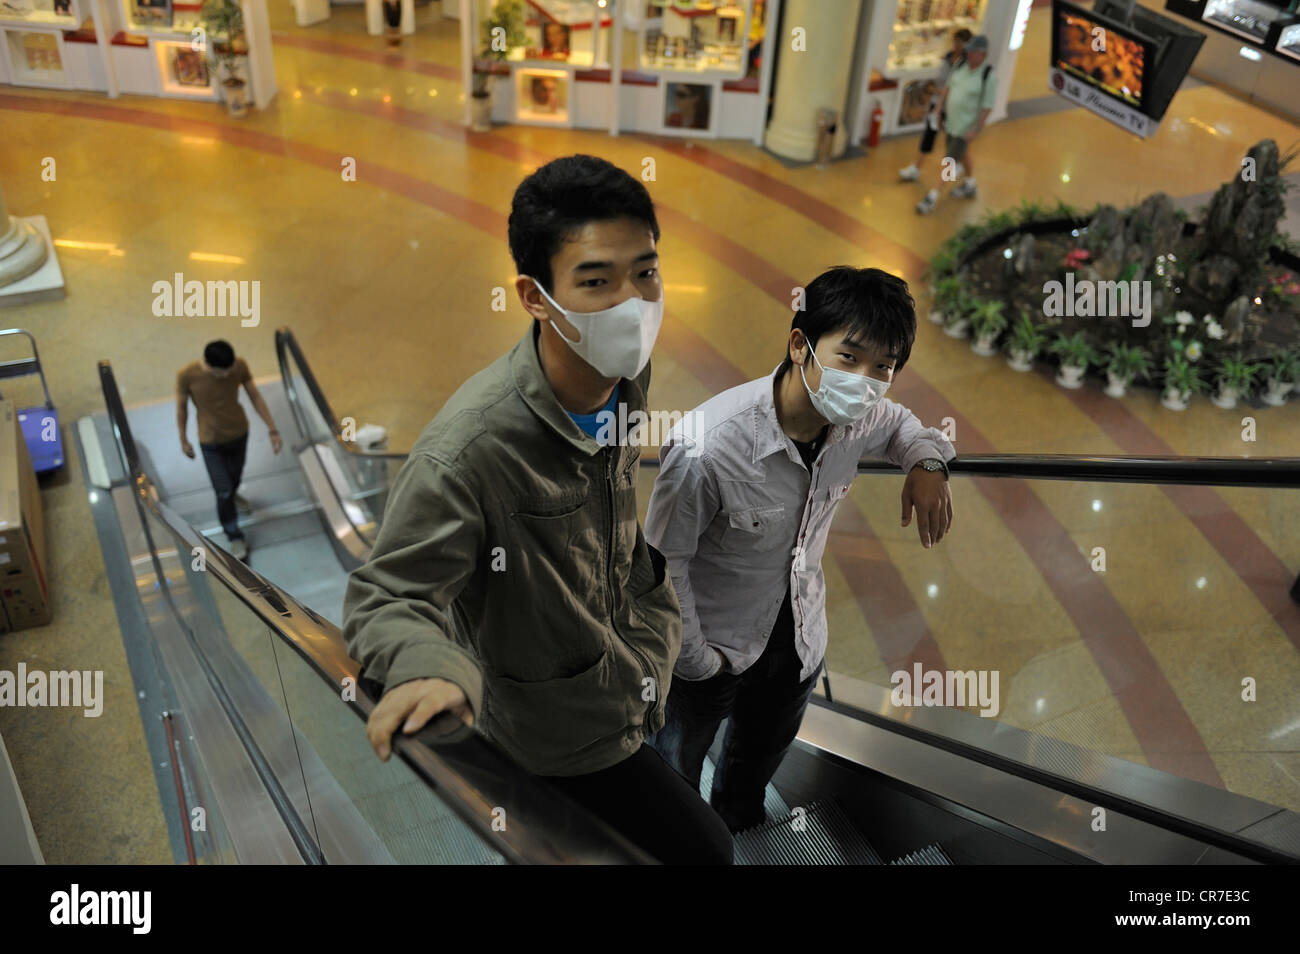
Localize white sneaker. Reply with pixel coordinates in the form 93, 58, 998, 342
952, 180, 978, 199
229, 536, 249, 561
235, 494, 252, 515
898, 164, 920, 182
916, 191, 938, 215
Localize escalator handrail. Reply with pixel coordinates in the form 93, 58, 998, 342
275, 327, 406, 463
99, 359, 653, 865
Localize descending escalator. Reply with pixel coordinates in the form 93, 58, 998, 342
74, 329, 1300, 865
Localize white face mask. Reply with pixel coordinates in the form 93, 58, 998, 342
533, 280, 664, 380
799, 346, 890, 426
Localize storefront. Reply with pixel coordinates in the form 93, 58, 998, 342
463, 0, 779, 142
844, 0, 1034, 147
1163, 0, 1299, 120
0, 0, 276, 110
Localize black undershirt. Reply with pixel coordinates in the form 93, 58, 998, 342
790, 426, 828, 472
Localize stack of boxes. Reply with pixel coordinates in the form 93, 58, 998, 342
0, 399, 50, 634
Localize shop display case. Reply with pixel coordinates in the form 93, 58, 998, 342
0, 0, 80, 28
637, 0, 758, 77
1278, 19, 1300, 59
120, 0, 203, 38
1200, 0, 1287, 42
153, 36, 216, 98
887, 0, 987, 73
0, 26, 70, 87
507, 0, 613, 70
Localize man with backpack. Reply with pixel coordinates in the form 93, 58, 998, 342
916, 34, 995, 215
899, 28, 972, 184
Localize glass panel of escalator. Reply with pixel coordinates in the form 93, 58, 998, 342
820, 473, 1300, 817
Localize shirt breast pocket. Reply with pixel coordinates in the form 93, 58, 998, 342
724, 505, 795, 553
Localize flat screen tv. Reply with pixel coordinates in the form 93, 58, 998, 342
1052, 0, 1154, 110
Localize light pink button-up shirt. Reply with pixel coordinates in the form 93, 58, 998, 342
645, 369, 955, 683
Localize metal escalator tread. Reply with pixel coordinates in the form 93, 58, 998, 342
699, 756, 791, 821
890, 844, 953, 865
733, 799, 885, 866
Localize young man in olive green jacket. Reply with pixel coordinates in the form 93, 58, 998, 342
342, 155, 733, 864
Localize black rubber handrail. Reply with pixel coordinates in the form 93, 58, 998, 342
100, 359, 653, 865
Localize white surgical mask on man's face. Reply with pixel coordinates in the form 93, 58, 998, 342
533, 279, 664, 380
799, 344, 890, 426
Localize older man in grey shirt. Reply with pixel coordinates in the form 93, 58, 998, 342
646, 266, 955, 832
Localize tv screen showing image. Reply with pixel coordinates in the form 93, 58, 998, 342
1053, 1, 1149, 108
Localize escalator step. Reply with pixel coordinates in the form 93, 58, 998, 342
890, 844, 953, 865
733, 799, 884, 866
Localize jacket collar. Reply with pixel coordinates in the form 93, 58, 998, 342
510, 323, 648, 457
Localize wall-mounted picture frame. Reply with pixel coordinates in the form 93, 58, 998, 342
541, 20, 570, 59
153, 38, 217, 97
514, 67, 571, 126
660, 79, 718, 136
1, 28, 71, 88
132, 0, 173, 27
898, 77, 939, 127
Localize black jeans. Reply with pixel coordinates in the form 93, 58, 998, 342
651, 590, 820, 833
546, 743, 734, 865
200, 432, 248, 540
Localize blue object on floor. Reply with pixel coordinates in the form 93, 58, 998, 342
0, 329, 64, 474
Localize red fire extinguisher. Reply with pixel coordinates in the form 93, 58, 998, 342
867, 101, 884, 148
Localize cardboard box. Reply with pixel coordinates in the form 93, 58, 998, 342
0, 399, 50, 633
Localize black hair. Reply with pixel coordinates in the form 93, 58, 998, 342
507, 154, 660, 292
778, 267, 916, 378
955, 27, 973, 43
204, 340, 235, 369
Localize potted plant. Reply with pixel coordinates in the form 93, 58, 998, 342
1103, 342, 1153, 398
382, 0, 402, 45
1049, 331, 1096, 389
968, 300, 1007, 356
1210, 355, 1263, 409
1261, 349, 1298, 406
942, 292, 973, 339
201, 0, 249, 118
1160, 354, 1202, 411
929, 275, 963, 326
472, 0, 526, 132
1006, 313, 1047, 372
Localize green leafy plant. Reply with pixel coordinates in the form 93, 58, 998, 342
1215, 355, 1263, 394
1050, 331, 1098, 369
932, 275, 964, 315
1264, 348, 1300, 383
1007, 313, 1048, 357
1104, 342, 1154, 383
200, 0, 245, 83
474, 0, 526, 95
969, 299, 1008, 340
1162, 354, 1203, 395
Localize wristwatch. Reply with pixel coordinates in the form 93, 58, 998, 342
916, 457, 949, 479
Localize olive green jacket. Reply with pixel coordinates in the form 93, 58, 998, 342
342, 324, 681, 776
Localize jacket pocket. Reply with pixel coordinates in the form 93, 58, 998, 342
725, 505, 795, 552
485, 650, 621, 772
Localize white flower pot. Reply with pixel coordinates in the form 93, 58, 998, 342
470, 92, 492, 132
1055, 364, 1086, 389
1104, 370, 1129, 398
971, 333, 998, 356
928, 308, 945, 325
1210, 384, 1239, 409
1262, 377, 1294, 407
942, 319, 969, 339
1160, 386, 1190, 411
1007, 349, 1034, 372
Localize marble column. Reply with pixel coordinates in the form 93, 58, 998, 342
0, 184, 48, 288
